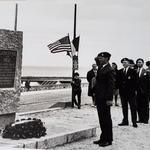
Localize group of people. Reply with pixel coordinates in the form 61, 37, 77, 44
87, 52, 150, 147
117, 58, 150, 128
70, 51, 150, 147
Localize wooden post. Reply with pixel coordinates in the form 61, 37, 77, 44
71, 4, 77, 107
14, 3, 18, 31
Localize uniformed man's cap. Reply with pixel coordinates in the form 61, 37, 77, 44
136, 58, 144, 63
97, 52, 111, 58
121, 58, 130, 63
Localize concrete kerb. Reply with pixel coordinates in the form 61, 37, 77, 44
14, 127, 96, 149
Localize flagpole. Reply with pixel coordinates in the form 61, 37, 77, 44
71, 3, 77, 108
14, 3, 18, 31
73, 4, 77, 39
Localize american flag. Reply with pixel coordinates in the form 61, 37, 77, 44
48, 35, 71, 53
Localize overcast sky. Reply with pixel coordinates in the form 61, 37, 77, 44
0, 0, 150, 69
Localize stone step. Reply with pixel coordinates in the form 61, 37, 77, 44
13, 127, 96, 149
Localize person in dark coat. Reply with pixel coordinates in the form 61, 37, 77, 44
136, 58, 150, 124
111, 62, 119, 106
71, 72, 82, 109
146, 61, 150, 103
86, 64, 98, 106
25, 81, 31, 91
93, 52, 115, 147
146, 61, 150, 72
117, 58, 138, 128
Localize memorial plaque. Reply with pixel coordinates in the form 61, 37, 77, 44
0, 50, 17, 88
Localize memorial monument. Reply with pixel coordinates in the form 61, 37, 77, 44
0, 29, 23, 129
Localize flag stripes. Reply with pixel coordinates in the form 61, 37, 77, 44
48, 36, 71, 53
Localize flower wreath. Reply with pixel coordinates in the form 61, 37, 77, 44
2, 118, 46, 139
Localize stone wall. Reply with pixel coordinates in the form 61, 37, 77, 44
0, 29, 23, 128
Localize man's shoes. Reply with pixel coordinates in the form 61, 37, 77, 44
93, 139, 101, 144
143, 121, 148, 124
133, 123, 138, 128
136, 120, 142, 123
137, 120, 148, 124
118, 122, 129, 126
78, 106, 81, 109
99, 141, 112, 147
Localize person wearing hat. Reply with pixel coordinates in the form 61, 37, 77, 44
93, 52, 115, 147
116, 58, 138, 127
136, 58, 150, 124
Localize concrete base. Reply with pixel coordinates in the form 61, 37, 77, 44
15, 127, 96, 149
0, 113, 15, 129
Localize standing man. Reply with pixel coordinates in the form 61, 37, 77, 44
71, 72, 82, 109
136, 58, 150, 124
25, 81, 31, 91
117, 58, 138, 127
93, 52, 115, 147
86, 63, 98, 106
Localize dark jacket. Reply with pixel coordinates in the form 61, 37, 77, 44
114, 69, 119, 89
116, 67, 137, 97
86, 69, 96, 96
95, 63, 115, 104
71, 78, 82, 93
136, 68, 150, 96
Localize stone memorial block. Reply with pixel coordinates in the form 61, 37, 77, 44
0, 29, 23, 129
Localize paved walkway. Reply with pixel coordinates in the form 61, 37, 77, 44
19, 87, 92, 113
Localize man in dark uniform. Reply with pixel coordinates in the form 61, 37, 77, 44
136, 58, 150, 124
93, 52, 115, 147
86, 64, 97, 106
117, 58, 138, 127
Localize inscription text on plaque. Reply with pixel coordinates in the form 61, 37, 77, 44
0, 50, 17, 88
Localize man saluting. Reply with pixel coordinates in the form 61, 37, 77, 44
93, 52, 115, 147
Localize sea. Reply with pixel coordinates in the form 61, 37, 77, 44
22, 66, 89, 78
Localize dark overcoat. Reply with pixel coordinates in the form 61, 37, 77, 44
86, 69, 96, 96
116, 67, 137, 97
95, 63, 115, 105
136, 68, 150, 96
